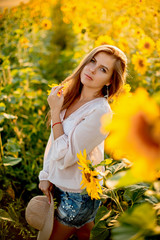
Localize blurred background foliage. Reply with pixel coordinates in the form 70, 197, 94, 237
0, 0, 160, 239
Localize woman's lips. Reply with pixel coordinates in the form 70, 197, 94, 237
84, 74, 93, 80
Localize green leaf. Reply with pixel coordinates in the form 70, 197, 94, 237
95, 206, 110, 224
101, 188, 117, 203
25, 183, 37, 191
0, 114, 5, 122
0, 190, 3, 201
120, 203, 156, 230
123, 184, 148, 204
106, 162, 128, 176
112, 225, 140, 240
143, 195, 159, 205
116, 169, 144, 187
5, 138, 21, 153
95, 158, 113, 168
2, 156, 22, 166
2, 113, 18, 119
112, 203, 157, 240
90, 220, 109, 240
0, 209, 13, 222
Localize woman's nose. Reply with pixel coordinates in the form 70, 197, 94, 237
89, 67, 96, 74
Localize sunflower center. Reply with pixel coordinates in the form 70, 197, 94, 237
144, 42, 150, 49
130, 112, 160, 159
85, 172, 91, 182
138, 59, 144, 67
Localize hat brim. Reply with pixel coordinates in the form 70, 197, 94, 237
37, 193, 54, 240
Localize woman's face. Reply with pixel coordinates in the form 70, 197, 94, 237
80, 51, 116, 93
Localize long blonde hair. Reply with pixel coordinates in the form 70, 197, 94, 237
46, 45, 127, 127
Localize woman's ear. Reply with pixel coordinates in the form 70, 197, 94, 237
107, 80, 112, 86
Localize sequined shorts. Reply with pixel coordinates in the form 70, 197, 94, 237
53, 185, 101, 228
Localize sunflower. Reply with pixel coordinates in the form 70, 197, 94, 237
113, 16, 130, 30
132, 26, 145, 39
101, 88, 160, 181
73, 19, 88, 34
117, 38, 130, 54
132, 52, 149, 75
41, 19, 52, 30
77, 150, 102, 200
138, 36, 155, 56
95, 35, 114, 47
77, 149, 92, 168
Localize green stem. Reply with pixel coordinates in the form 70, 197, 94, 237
7, 67, 12, 84
0, 133, 3, 162
111, 189, 124, 213
2, 69, 7, 85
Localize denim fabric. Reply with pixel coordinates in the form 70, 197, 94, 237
53, 186, 101, 228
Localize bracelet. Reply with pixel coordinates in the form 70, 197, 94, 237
52, 122, 62, 128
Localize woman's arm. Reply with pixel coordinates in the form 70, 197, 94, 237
47, 86, 65, 140
39, 86, 65, 180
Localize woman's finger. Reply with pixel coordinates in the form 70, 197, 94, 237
46, 190, 51, 204
50, 85, 63, 96
41, 188, 51, 204
49, 184, 53, 192
50, 86, 58, 95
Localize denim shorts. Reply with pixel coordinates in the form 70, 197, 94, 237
53, 185, 101, 228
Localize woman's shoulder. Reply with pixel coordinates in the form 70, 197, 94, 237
89, 97, 112, 113
79, 98, 112, 121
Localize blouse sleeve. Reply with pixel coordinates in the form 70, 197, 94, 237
38, 130, 52, 180
49, 106, 112, 170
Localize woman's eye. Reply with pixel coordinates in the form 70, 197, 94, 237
101, 68, 106, 73
90, 59, 95, 63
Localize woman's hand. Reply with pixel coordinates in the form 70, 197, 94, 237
39, 180, 53, 204
47, 86, 64, 114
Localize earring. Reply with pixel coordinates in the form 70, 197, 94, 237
104, 85, 109, 100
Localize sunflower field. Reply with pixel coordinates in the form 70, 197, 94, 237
0, 0, 160, 239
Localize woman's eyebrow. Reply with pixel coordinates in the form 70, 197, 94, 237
92, 56, 109, 72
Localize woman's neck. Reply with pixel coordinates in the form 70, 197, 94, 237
79, 87, 102, 102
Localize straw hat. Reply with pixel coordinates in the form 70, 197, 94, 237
25, 193, 54, 240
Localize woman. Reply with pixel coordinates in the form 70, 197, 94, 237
38, 45, 127, 240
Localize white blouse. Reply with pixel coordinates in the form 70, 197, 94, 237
39, 97, 112, 193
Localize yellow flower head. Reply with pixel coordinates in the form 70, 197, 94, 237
132, 27, 145, 39
77, 149, 91, 168
95, 35, 115, 47
77, 150, 102, 200
47, 82, 69, 96
19, 37, 30, 49
72, 19, 88, 34
132, 52, 149, 75
41, 19, 52, 30
111, 84, 132, 105
138, 36, 155, 56
37, 89, 42, 96
116, 16, 130, 28
117, 38, 130, 54
101, 88, 160, 181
